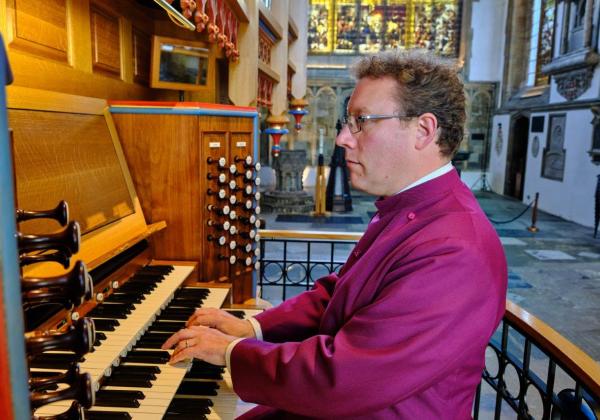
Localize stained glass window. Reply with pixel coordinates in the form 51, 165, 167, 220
308, 0, 462, 56
526, 0, 555, 86
538, 0, 555, 83
384, 1, 408, 50
413, 1, 460, 55
309, 0, 333, 53
335, 0, 358, 53
358, 1, 384, 53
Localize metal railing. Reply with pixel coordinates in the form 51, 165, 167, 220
258, 230, 361, 302
258, 229, 600, 419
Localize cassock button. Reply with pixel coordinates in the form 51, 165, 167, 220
353, 250, 361, 257
407, 212, 416, 221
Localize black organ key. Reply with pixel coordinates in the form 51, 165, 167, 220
90, 319, 119, 331
84, 410, 132, 420
164, 398, 212, 418
175, 381, 220, 396
29, 352, 80, 369
101, 376, 153, 388
96, 389, 145, 400
103, 293, 144, 304
150, 321, 185, 333
121, 350, 171, 364
224, 309, 246, 319
138, 264, 174, 274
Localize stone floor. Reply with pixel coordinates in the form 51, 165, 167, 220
260, 188, 600, 364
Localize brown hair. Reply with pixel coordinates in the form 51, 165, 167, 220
352, 49, 465, 157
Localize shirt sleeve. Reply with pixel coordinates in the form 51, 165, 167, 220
230, 238, 506, 418
252, 272, 338, 343
225, 337, 245, 371
247, 317, 263, 341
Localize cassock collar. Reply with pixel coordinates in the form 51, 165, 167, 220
374, 168, 461, 216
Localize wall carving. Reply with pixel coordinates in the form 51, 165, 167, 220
542, 114, 566, 181
259, 27, 274, 65
532, 135, 540, 158
257, 70, 274, 108
554, 67, 594, 101
495, 123, 503, 156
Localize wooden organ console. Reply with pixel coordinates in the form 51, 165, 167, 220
109, 102, 261, 304
2, 87, 261, 419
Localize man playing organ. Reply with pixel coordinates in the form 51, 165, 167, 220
163, 49, 508, 419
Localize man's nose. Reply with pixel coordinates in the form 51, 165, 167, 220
335, 125, 355, 149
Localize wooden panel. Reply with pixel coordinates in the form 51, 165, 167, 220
10, 109, 134, 235
90, 3, 121, 76
132, 26, 150, 84
228, 130, 255, 303
111, 113, 202, 267
6, 49, 154, 100
113, 112, 257, 302
11, 0, 68, 62
200, 116, 254, 301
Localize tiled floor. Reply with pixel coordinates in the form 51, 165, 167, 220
260, 188, 600, 363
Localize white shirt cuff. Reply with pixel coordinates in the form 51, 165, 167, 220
225, 318, 263, 372
247, 317, 263, 341
225, 337, 245, 371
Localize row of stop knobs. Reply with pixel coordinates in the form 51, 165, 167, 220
206, 155, 261, 269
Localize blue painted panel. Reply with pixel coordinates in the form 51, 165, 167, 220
0, 35, 30, 419
109, 106, 258, 118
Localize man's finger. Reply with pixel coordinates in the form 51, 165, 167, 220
161, 330, 183, 349
169, 347, 195, 364
161, 328, 199, 349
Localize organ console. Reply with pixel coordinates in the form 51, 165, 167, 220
105, 102, 264, 303
3, 88, 264, 419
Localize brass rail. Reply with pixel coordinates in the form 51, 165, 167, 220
259, 229, 363, 241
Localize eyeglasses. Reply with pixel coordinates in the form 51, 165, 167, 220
341, 114, 416, 134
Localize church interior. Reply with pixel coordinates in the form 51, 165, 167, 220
1, 0, 600, 418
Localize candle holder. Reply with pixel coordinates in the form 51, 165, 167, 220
288, 98, 309, 131
264, 113, 290, 157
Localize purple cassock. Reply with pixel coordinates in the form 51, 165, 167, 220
232, 169, 507, 419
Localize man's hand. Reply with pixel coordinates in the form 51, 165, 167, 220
161, 325, 236, 366
186, 308, 255, 338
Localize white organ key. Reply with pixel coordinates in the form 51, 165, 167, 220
34, 278, 239, 420
80, 265, 194, 384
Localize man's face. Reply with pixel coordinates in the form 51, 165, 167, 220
336, 77, 418, 196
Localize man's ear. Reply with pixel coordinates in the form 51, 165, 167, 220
414, 113, 439, 151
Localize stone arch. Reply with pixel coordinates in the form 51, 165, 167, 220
313, 86, 338, 163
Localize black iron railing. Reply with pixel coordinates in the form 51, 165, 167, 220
258, 230, 360, 302
258, 229, 600, 419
